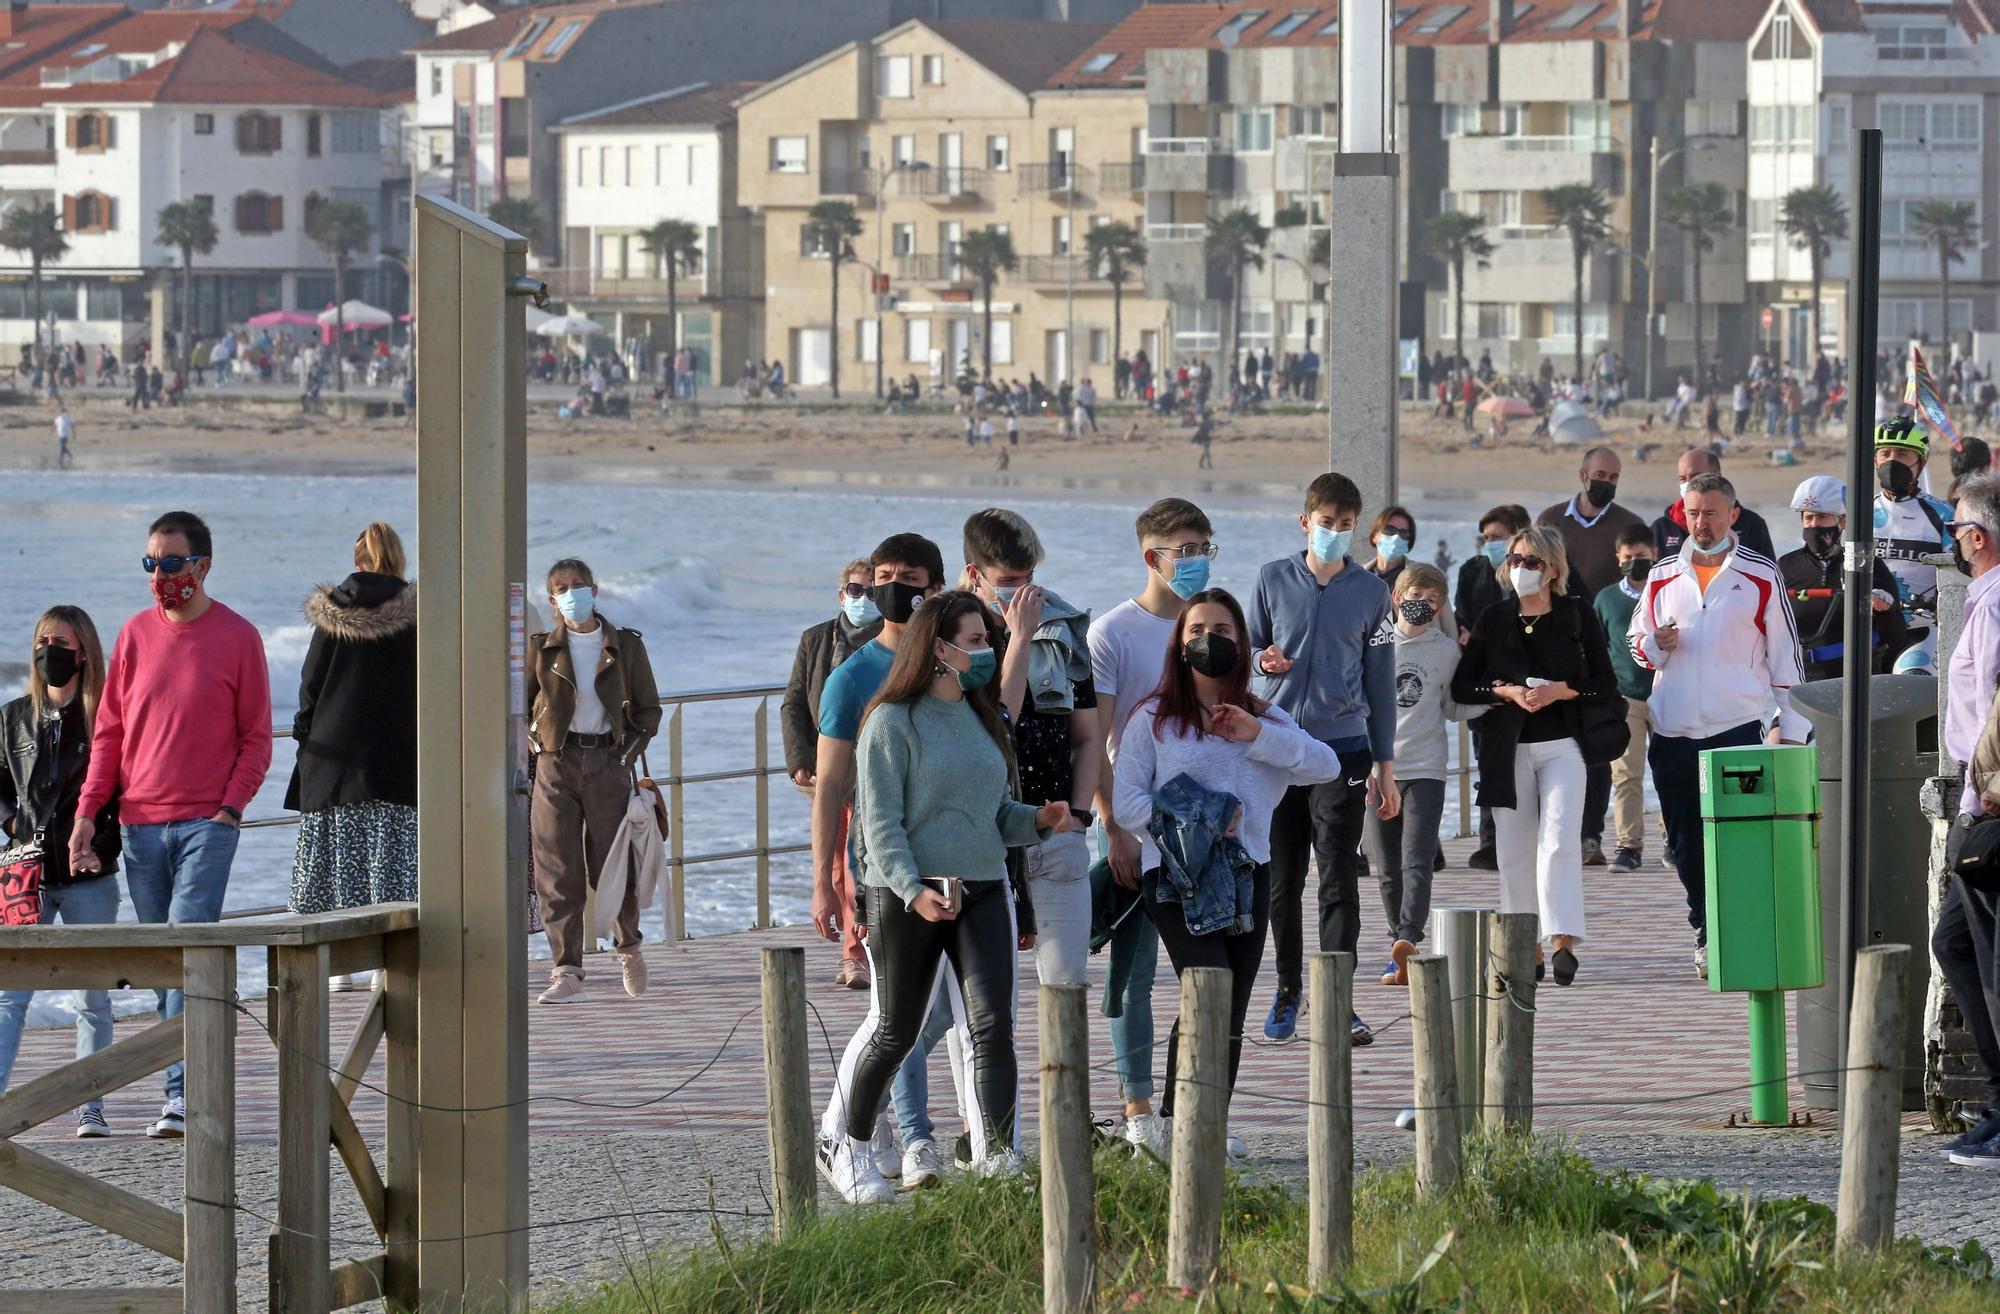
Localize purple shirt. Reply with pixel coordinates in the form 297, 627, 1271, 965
1947, 565, 2000, 814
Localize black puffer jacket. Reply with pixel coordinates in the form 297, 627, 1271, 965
285, 572, 417, 814
0, 694, 119, 883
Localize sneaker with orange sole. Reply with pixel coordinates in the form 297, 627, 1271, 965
1380, 939, 1417, 986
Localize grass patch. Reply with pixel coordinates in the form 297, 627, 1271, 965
544, 1132, 2000, 1313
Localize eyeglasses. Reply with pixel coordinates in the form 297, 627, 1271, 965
1946, 520, 1990, 539
141, 554, 204, 574
1504, 554, 1547, 571
840, 582, 870, 598
1160, 542, 1219, 561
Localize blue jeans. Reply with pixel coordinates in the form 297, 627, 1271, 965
0, 875, 120, 1115
124, 818, 240, 1101
1108, 915, 1159, 1103
890, 985, 957, 1147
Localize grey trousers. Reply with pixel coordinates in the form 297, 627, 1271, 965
1363, 777, 1444, 945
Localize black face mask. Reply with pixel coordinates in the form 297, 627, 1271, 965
869, 580, 927, 625
1804, 526, 1842, 559
1954, 536, 1975, 578
34, 645, 79, 687
1623, 557, 1654, 584
1398, 598, 1437, 626
1586, 478, 1617, 510
1877, 461, 1916, 498
1183, 633, 1239, 679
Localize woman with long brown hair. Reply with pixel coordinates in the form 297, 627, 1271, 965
1111, 588, 1339, 1153
819, 590, 1072, 1203
0, 605, 121, 1136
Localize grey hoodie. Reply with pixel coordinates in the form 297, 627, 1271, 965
1387, 622, 1485, 781
1245, 552, 1397, 759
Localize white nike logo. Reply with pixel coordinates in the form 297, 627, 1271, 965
1346, 776, 1367, 788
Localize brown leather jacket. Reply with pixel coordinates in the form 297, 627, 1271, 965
526, 617, 662, 761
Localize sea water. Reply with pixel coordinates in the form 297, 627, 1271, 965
3, 468, 1484, 1025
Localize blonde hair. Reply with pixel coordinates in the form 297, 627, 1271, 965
355, 522, 407, 578
1394, 561, 1448, 600
840, 557, 871, 585
1499, 526, 1570, 597
28, 605, 106, 738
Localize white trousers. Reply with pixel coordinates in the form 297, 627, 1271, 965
1492, 737, 1588, 943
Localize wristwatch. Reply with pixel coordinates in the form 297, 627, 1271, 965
1071, 808, 1095, 829
218, 805, 242, 823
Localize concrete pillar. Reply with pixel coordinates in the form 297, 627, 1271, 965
1328, 0, 1400, 509
149, 274, 168, 365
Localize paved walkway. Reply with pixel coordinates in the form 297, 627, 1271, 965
3, 836, 1986, 1304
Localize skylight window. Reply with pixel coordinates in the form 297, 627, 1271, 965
1081, 51, 1117, 72
72, 43, 105, 59
1546, 2, 1599, 30
504, 17, 549, 57
544, 20, 583, 57
1393, 7, 1420, 26
1268, 10, 1314, 36
1416, 5, 1469, 33
1317, 17, 1339, 34
1216, 11, 1266, 41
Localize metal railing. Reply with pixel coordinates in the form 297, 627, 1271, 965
895, 165, 985, 199
1018, 162, 1088, 194
1497, 133, 1615, 153
651, 684, 797, 936
1098, 159, 1145, 191
1145, 222, 1205, 242
896, 253, 963, 282
1018, 254, 1084, 283
819, 167, 877, 197
1144, 137, 1217, 155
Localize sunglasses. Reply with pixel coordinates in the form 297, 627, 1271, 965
141, 554, 205, 575
840, 582, 870, 598
1504, 554, 1547, 571
1946, 520, 1990, 539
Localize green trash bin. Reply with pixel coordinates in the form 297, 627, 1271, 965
1700, 745, 1822, 1124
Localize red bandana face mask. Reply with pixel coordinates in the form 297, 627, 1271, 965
152, 572, 198, 611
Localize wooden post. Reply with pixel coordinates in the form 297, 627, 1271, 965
1435, 908, 1489, 1118
382, 926, 420, 1311
1307, 951, 1353, 1285
1167, 967, 1229, 1292
1408, 954, 1461, 1196
182, 947, 236, 1314
1483, 912, 1537, 1134
272, 944, 330, 1314
1039, 984, 1093, 1314
759, 947, 815, 1239
1837, 944, 1910, 1258
414, 193, 531, 1311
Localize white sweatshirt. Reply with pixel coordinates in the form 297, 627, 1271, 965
1626, 542, 1807, 742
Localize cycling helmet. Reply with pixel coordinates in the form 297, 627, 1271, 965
1892, 645, 1937, 678
1874, 415, 1928, 456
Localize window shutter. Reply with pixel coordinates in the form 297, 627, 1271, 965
105, 197, 116, 231
104, 116, 115, 149
270, 195, 282, 231
63, 116, 76, 148
270, 116, 281, 151
234, 194, 246, 232
61, 195, 75, 229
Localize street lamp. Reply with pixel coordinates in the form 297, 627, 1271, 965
1270, 249, 1322, 361
871, 159, 916, 399
1645, 137, 1718, 403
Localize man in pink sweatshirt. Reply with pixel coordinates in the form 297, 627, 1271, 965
70, 510, 271, 1139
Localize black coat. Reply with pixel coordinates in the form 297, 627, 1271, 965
0, 694, 119, 883
779, 613, 882, 777
1777, 546, 1909, 681
1450, 594, 1619, 811
284, 573, 416, 813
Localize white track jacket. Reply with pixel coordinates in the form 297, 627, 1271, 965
1626, 543, 1809, 742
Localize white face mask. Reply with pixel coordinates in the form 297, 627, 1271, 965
1509, 566, 1546, 597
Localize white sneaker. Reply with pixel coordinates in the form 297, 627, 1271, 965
538, 968, 585, 1004
901, 1138, 943, 1188
1225, 1129, 1248, 1160
147, 1097, 186, 1140
872, 1114, 899, 1180
1123, 1112, 1170, 1158
817, 1136, 895, 1205
1394, 1107, 1418, 1132
75, 1107, 110, 1138
971, 1147, 1025, 1179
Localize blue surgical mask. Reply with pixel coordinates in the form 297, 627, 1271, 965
944, 641, 997, 691
1161, 553, 1210, 599
993, 584, 1020, 606
1310, 525, 1352, 564
1482, 540, 1508, 567
841, 591, 880, 626
1376, 534, 1409, 563
554, 585, 595, 625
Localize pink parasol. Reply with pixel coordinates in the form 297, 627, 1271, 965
246, 310, 320, 329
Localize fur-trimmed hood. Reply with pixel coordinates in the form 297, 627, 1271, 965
304, 572, 415, 641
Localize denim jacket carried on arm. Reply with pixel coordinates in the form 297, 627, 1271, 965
1146, 772, 1257, 937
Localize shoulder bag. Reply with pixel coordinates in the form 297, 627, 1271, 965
1954, 675, 2000, 893
0, 831, 46, 927
1567, 603, 1630, 768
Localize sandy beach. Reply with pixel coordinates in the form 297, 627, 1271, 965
0, 391, 1926, 517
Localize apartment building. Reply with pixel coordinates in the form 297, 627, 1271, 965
1747, 0, 2000, 362
549, 81, 762, 382
0, 7, 397, 353
737, 19, 1166, 389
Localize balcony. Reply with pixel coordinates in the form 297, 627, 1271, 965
0, 149, 55, 166
1460, 233, 1619, 305
1143, 139, 1231, 193
1018, 255, 1085, 284
1017, 162, 1090, 196
539, 266, 761, 303
1446, 134, 1621, 194
896, 253, 964, 284
819, 168, 877, 198
1143, 223, 1204, 243
1098, 160, 1145, 192
895, 165, 985, 203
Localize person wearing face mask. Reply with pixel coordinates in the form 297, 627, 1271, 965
1452, 528, 1619, 986
1870, 416, 1953, 671
1112, 588, 1339, 1150
1591, 525, 1661, 873
1365, 565, 1484, 985
70, 511, 272, 1140
1652, 447, 1777, 562
818, 590, 1071, 1202
1247, 472, 1401, 1046
1364, 505, 1418, 592
1776, 476, 1907, 683
1537, 447, 1648, 597
1629, 473, 1807, 979
0, 606, 122, 1138
1454, 505, 1530, 871
525, 557, 662, 1005
780, 557, 882, 989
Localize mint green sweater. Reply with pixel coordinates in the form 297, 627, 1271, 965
853, 694, 1048, 906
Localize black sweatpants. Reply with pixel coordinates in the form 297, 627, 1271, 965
1145, 864, 1269, 1119
842, 881, 1018, 1151
1648, 719, 1762, 940
1268, 749, 1371, 996
1581, 760, 1611, 845
1938, 818, 2000, 1112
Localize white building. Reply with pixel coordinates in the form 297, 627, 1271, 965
0, 10, 397, 354
1748, 0, 2000, 362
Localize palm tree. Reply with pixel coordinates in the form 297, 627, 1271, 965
485, 197, 544, 248
1661, 182, 1734, 387
1426, 211, 1495, 380
639, 218, 701, 378
1539, 183, 1612, 379
1778, 185, 1848, 359
156, 201, 218, 374
1912, 200, 1978, 347
1204, 207, 1269, 376
307, 200, 374, 393
1084, 221, 1146, 370
803, 200, 863, 398
0, 203, 66, 369
956, 228, 1018, 381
